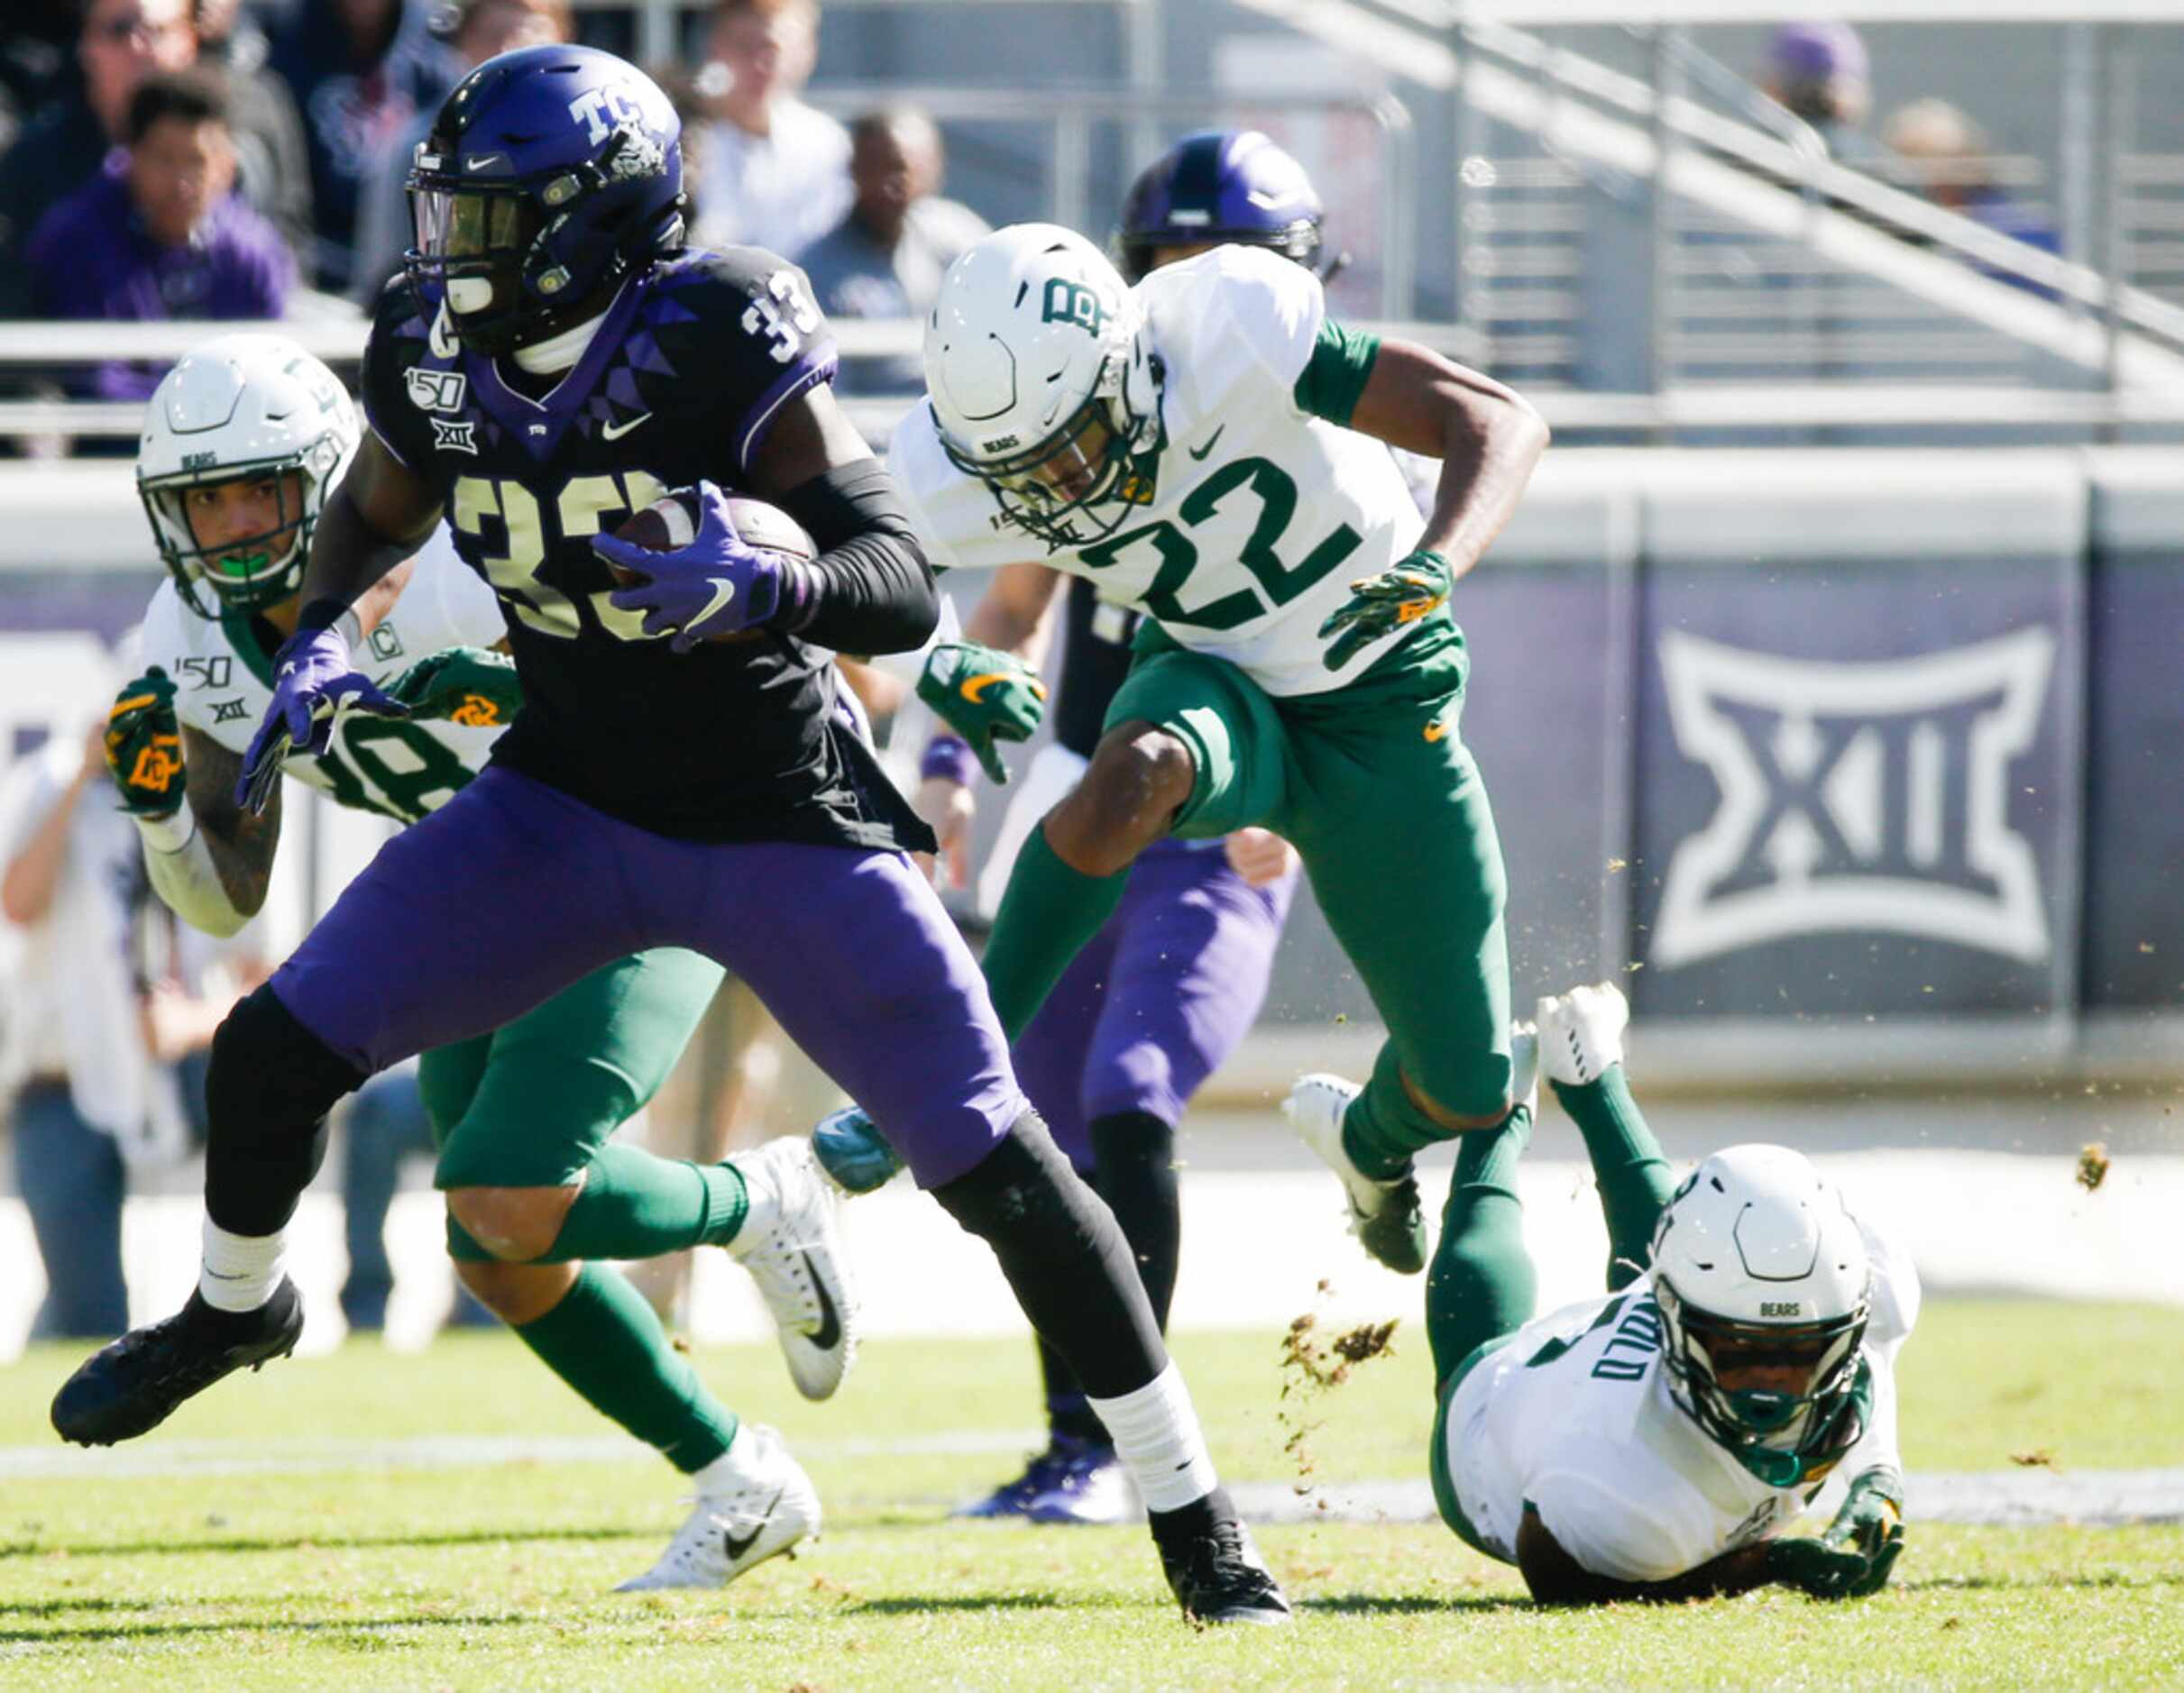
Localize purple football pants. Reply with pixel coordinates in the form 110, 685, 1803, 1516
271, 765, 1023, 1188
1011, 839, 1296, 1170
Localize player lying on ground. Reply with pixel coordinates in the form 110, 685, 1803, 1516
846, 213, 1546, 1307
819, 131, 1340, 1526
111, 331, 849, 1590
1425, 983, 1916, 1604
54, 44, 1285, 1626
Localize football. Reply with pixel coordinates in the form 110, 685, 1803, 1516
605, 488, 817, 643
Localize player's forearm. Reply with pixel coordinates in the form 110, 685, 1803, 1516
134, 811, 257, 938
1417, 381, 1548, 585
962, 564, 1063, 663
775, 461, 940, 654
151, 727, 278, 932
1520, 1539, 1776, 1606
297, 486, 429, 633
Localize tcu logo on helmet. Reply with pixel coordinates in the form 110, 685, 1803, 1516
569, 84, 647, 146
1651, 627, 2055, 966
1041, 279, 1109, 336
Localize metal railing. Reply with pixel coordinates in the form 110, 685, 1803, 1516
794, 85, 1417, 320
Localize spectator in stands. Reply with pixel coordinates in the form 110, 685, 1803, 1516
0, 0, 197, 315
798, 108, 989, 394
349, 0, 572, 308
1762, 20, 1882, 169
194, 0, 317, 268
687, 0, 851, 258
1884, 97, 2061, 266
23, 70, 296, 403
2, 709, 276, 1340
267, 0, 463, 292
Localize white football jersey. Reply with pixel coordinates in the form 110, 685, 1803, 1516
139, 528, 509, 825
1441, 1217, 1918, 1583
891, 245, 1426, 698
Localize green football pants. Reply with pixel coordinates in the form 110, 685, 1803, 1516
418, 947, 726, 1259
1106, 609, 1513, 1128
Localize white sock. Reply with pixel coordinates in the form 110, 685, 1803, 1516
1087, 1361, 1219, 1514
198, 1219, 286, 1313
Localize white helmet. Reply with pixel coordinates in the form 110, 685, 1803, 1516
138, 333, 360, 618
924, 222, 1162, 549
1649, 1144, 1873, 1487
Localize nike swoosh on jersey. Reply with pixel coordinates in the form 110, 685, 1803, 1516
1188, 425, 1227, 462
720, 1487, 785, 1561
463, 154, 506, 173
800, 1250, 842, 1350
601, 411, 652, 442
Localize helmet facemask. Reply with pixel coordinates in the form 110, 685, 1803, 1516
1654, 1278, 1871, 1488
406, 123, 677, 358
141, 452, 334, 619
943, 362, 1161, 550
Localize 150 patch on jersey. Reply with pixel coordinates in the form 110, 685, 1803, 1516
407, 368, 469, 414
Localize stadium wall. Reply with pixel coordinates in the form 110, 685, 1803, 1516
0, 445, 2177, 1092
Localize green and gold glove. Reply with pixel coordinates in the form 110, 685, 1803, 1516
384, 646, 524, 729
1768, 1468, 1905, 1599
914, 641, 1048, 784
1317, 548, 1450, 671
104, 667, 185, 819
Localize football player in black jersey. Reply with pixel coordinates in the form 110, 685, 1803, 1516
53, 46, 1288, 1627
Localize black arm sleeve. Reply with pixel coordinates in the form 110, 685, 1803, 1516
774, 458, 939, 656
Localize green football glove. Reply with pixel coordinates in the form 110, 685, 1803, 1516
1768, 1469, 1905, 1599
1317, 548, 1451, 671
384, 646, 524, 729
104, 667, 185, 819
915, 641, 1048, 784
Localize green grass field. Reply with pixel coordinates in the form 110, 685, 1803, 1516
2, 1300, 2180, 1688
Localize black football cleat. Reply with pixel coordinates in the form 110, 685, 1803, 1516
51, 1277, 304, 1447
1161, 1515, 1294, 1627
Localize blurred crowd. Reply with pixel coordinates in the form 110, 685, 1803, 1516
0, 0, 992, 420
0, 7, 2071, 408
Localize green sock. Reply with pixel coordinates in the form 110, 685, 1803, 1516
1342, 1040, 1463, 1179
513, 1263, 738, 1473
1551, 1066, 1675, 1292
981, 826, 1130, 1040
1423, 1105, 1537, 1385
540, 1145, 748, 1263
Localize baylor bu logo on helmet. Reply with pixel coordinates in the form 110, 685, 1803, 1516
1042, 279, 1109, 335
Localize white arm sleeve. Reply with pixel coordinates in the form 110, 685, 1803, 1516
135, 811, 253, 939
1841, 1214, 1919, 1483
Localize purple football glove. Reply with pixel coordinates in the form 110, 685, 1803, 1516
235, 625, 408, 813
592, 482, 798, 654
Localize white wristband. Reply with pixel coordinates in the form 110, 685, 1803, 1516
133, 809, 197, 854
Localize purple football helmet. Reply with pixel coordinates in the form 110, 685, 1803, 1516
1115, 129, 1325, 283
406, 44, 684, 355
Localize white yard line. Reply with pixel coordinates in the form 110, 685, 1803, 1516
4, 1432, 2179, 1527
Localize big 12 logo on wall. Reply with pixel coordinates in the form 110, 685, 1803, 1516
1647, 627, 2057, 985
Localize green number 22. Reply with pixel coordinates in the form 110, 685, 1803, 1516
1077, 456, 1363, 631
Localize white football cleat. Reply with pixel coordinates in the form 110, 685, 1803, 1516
1537, 982, 1629, 1087
615, 1423, 820, 1592
726, 1136, 858, 1400
1282, 1073, 1427, 1275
